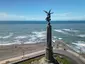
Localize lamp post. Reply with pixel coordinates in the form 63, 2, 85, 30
44, 10, 59, 64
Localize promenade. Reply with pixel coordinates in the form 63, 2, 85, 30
0, 41, 85, 64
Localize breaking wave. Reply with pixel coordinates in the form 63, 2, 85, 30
0, 39, 21, 45
0, 31, 47, 45
28, 31, 46, 43
72, 41, 85, 53
15, 35, 28, 39
0, 33, 13, 39
54, 29, 79, 36
0, 30, 59, 45
63, 29, 79, 32
54, 29, 68, 34
77, 34, 85, 37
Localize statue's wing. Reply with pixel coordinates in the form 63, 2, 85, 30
44, 10, 48, 13
49, 9, 51, 13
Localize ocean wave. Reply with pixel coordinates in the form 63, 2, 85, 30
27, 31, 46, 43
53, 36, 56, 38
52, 36, 57, 42
58, 38, 63, 40
0, 40, 21, 45
0, 31, 47, 45
0, 33, 13, 39
63, 29, 79, 32
72, 41, 85, 52
72, 41, 85, 47
24, 41, 36, 44
0, 30, 58, 45
77, 34, 85, 37
15, 35, 28, 39
32, 31, 46, 38
0, 43, 15, 45
54, 29, 69, 34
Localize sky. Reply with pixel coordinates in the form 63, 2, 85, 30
0, 0, 85, 21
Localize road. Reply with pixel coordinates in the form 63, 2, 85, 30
54, 49, 84, 64
0, 49, 85, 64
0, 50, 45, 64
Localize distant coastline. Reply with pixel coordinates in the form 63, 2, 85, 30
0, 21, 85, 24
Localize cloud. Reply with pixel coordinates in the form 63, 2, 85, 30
52, 12, 85, 20
0, 12, 85, 21
0, 12, 31, 21
0, 12, 45, 21
53, 12, 72, 17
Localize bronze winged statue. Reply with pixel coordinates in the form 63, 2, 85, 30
44, 9, 53, 24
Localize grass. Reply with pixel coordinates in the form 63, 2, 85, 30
55, 55, 71, 64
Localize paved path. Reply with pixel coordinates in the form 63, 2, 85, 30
0, 50, 45, 64
54, 49, 84, 64
0, 49, 85, 64
55, 40, 77, 53
55, 40, 85, 62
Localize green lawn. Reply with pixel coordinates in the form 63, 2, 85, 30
55, 55, 71, 64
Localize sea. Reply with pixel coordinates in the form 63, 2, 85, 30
0, 21, 85, 53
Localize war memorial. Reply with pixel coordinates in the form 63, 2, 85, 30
3, 10, 85, 64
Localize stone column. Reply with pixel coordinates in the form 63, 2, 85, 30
46, 23, 54, 63
44, 10, 59, 64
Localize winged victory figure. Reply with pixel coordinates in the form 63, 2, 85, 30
44, 9, 53, 24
